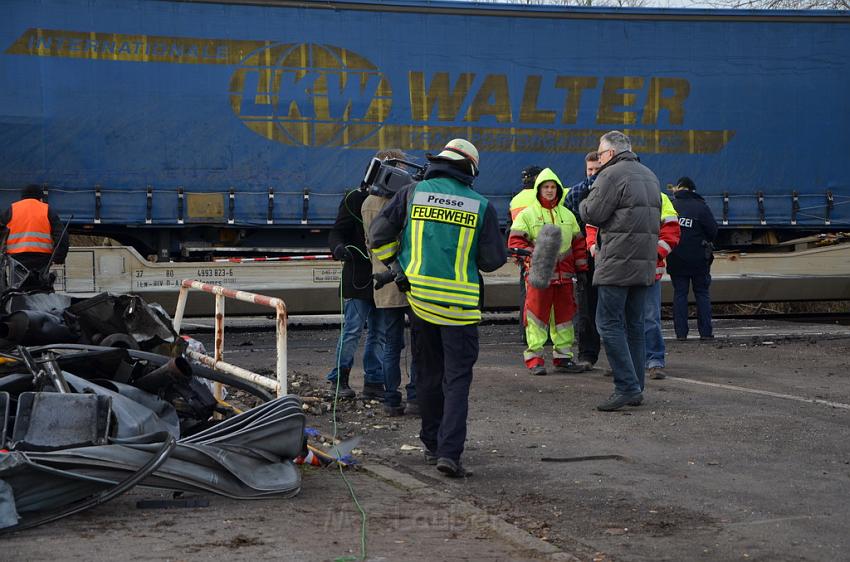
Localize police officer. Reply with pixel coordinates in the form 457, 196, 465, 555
0, 184, 68, 290
666, 177, 718, 340
369, 139, 506, 477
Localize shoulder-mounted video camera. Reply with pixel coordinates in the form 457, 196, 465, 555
361, 158, 428, 198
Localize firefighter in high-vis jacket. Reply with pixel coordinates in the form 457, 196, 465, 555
369, 139, 506, 478
508, 168, 588, 376
0, 184, 69, 290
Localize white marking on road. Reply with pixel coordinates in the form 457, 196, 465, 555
667, 377, 850, 410
663, 329, 850, 338
727, 515, 829, 527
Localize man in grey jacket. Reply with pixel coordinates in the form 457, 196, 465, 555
579, 131, 661, 411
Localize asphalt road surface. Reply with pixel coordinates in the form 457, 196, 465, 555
217, 318, 850, 562
7, 318, 848, 561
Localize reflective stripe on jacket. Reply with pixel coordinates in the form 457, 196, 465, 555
6, 199, 53, 254
398, 177, 489, 325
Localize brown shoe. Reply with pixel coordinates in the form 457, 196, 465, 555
648, 367, 666, 380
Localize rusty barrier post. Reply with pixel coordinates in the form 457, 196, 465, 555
171, 279, 288, 397
214, 292, 225, 402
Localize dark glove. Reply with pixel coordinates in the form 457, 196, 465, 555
395, 269, 410, 293
372, 268, 395, 290
333, 244, 353, 262
374, 261, 410, 292
390, 260, 410, 293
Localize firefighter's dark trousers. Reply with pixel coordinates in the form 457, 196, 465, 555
411, 314, 479, 463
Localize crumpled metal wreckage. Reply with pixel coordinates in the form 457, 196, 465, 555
1, 290, 181, 354
0, 291, 307, 532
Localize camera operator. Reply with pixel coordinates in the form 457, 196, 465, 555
362, 149, 419, 417
369, 139, 506, 478
325, 177, 385, 400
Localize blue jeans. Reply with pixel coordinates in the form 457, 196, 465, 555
596, 285, 647, 395
644, 280, 665, 369
671, 274, 713, 339
374, 307, 407, 407
326, 298, 384, 385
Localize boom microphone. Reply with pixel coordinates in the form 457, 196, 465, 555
528, 224, 562, 289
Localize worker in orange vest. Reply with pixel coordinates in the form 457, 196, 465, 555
0, 184, 69, 289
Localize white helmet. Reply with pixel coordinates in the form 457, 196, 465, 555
428, 138, 480, 175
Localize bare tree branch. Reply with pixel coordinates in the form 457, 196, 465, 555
705, 0, 848, 9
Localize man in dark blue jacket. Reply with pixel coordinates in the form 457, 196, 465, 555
666, 177, 718, 340
327, 186, 385, 399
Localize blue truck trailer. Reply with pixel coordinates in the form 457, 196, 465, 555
1, 0, 849, 259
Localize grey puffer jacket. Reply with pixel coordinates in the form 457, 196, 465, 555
579, 151, 660, 287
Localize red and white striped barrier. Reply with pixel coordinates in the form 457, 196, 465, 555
213, 254, 333, 263
172, 279, 288, 397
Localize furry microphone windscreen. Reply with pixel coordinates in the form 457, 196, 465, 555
529, 224, 562, 289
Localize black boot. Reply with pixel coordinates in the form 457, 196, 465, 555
361, 382, 385, 401
335, 369, 356, 399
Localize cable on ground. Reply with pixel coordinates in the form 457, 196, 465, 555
330, 266, 368, 561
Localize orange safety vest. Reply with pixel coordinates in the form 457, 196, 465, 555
5, 199, 54, 254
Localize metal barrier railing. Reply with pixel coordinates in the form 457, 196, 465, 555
172, 279, 287, 397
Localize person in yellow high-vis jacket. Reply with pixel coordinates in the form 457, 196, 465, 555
644, 193, 680, 380
508, 168, 588, 376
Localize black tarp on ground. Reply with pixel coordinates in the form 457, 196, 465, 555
0, 395, 305, 525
